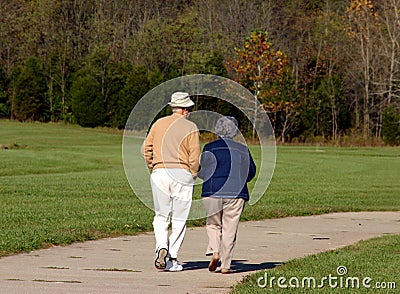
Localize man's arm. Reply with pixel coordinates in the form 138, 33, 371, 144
142, 127, 155, 170
187, 129, 201, 177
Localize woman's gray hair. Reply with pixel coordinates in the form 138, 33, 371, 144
215, 116, 239, 138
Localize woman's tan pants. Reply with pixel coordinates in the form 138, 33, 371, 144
202, 197, 245, 269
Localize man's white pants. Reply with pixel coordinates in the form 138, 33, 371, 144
150, 168, 193, 259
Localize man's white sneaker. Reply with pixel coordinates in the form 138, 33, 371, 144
165, 260, 183, 272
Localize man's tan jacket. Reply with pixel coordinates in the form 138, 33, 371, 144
143, 113, 200, 176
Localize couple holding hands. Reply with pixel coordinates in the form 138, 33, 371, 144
143, 92, 256, 273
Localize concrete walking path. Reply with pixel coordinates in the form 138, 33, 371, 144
0, 211, 399, 293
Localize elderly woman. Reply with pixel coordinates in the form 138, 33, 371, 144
198, 116, 256, 274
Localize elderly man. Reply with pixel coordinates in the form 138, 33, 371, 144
143, 92, 200, 272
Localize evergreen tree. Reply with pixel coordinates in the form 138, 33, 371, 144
103, 62, 131, 128
117, 66, 151, 129
70, 70, 104, 127
0, 65, 8, 118
12, 57, 47, 121
382, 104, 400, 146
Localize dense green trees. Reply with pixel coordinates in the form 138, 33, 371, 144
0, 0, 399, 145
11, 57, 47, 121
0, 66, 8, 118
382, 104, 400, 146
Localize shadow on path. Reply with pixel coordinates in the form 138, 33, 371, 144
182, 259, 283, 273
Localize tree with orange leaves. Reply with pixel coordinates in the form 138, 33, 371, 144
226, 30, 292, 140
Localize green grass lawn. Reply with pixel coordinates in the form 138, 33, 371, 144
1, 120, 399, 286
233, 234, 400, 293
242, 145, 400, 220
0, 121, 154, 256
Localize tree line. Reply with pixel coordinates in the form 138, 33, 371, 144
0, 0, 399, 145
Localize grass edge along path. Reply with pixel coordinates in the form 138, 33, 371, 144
232, 234, 400, 293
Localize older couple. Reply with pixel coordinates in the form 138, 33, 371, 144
143, 92, 256, 273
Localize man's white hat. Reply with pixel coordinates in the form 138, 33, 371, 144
168, 92, 195, 108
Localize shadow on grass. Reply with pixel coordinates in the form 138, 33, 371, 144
182, 259, 283, 273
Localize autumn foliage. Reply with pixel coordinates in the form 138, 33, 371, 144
227, 30, 299, 142
226, 30, 287, 99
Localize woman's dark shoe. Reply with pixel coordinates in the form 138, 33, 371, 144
208, 252, 220, 272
